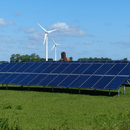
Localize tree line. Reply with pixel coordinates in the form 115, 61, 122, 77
77, 57, 128, 61
10, 53, 53, 62
0, 54, 128, 63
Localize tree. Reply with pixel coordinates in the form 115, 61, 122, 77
15, 54, 21, 62
10, 54, 16, 62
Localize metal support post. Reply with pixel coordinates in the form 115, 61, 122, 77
28, 86, 30, 91
79, 89, 81, 94
2, 84, 3, 88
118, 89, 120, 97
94, 89, 96, 92
6, 84, 8, 90
109, 90, 111, 96
123, 85, 125, 94
52, 87, 54, 92
21, 85, 23, 89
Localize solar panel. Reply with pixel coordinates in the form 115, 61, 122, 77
118, 64, 130, 76
19, 74, 38, 85
80, 76, 102, 88
37, 74, 58, 86
28, 74, 48, 86
58, 75, 79, 87
105, 76, 128, 90
33, 62, 51, 73
47, 75, 68, 87
106, 64, 127, 75
10, 74, 29, 85
83, 64, 102, 74
0, 63, 9, 71
92, 76, 114, 89
94, 64, 114, 75
15, 63, 33, 72
51, 63, 70, 73
24, 62, 42, 73
0, 63, 16, 72
7, 63, 25, 72
69, 75, 90, 88
1, 73, 20, 84
0, 61, 129, 92
42, 63, 61, 73
61, 63, 80, 74
0, 73, 12, 83
72, 64, 91, 74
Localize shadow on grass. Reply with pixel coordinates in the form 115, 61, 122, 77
0, 85, 118, 97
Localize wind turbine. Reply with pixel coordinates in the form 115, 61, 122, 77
51, 38, 60, 61
37, 23, 57, 61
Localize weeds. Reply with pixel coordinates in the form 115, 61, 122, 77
0, 118, 21, 130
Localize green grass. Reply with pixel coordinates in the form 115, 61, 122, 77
0, 85, 130, 129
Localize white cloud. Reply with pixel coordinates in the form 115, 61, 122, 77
27, 22, 87, 43
0, 18, 14, 25
3, 38, 14, 44
15, 11, 22, 16
48, 22, 87, 37
28, 32, 44, 40
19, 27, 36, 33
27, 45, 36, 49
23, 28, 36, 33
115, 41, 130, 45
84, 42, 92, 44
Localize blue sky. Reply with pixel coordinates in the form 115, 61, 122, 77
0, 0, 130, 61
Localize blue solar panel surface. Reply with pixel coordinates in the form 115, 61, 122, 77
0, 61, 129, 90
59, 75, 79, 87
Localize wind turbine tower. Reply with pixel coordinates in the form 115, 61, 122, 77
37, 23, 57, 61
51, 38, 60, 61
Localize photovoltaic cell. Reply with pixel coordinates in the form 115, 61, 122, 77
37, 74, 57, 86
0, 63, 16, 72
58, 75, 79, 87
83, 64, 102, 74
7, 63, 25, 72
15, 63, 33, 72
80, 76, 102, 88
47, 75, 68, 86
61, 64, 80, 74
28, 74, 48, 86
105, 76, 128, 90
19, 74, 38, 85
69, 75, 90, 88
118, 64, 130, 76
33, 63, 51, 73
72, 64, 91, 74
92, 76, 114, 89
0, 61, 129, 91
24, 62, 42, 72
0, 63, 9, 71
94, 64, 114, 75
1, 74, 20, 84
42, 63, 61, 73
0, 73, 12, 83
10, 74, 29, 85
51, 63, 70, 73
106, 64, 126, 75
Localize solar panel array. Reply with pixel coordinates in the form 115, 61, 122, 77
0, 61, 129, 90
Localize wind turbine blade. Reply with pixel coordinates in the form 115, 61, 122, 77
48, 29, 58, 33
52, 38, 56, 44
56, 43, 60, 45
37, 23, 47, 33
51, 45, 55, 50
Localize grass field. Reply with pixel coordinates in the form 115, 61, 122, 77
0, 85, 130, 130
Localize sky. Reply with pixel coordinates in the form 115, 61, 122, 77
0, 0, 130, 61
